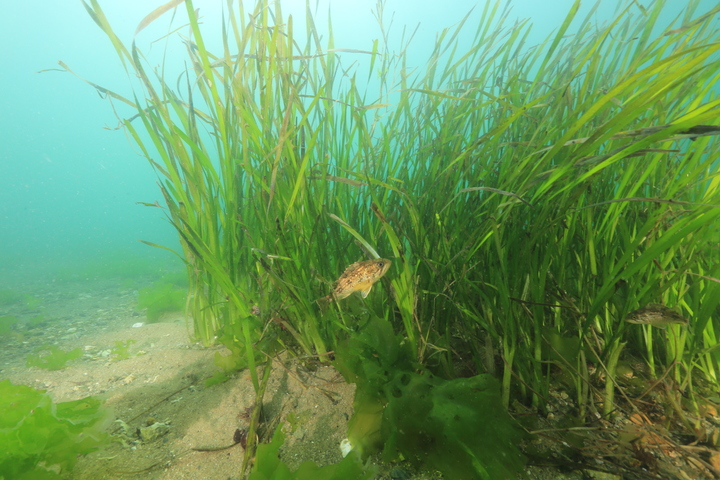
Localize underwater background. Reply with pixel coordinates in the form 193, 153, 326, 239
2, 1, 720, 479
1, 0, 714, 282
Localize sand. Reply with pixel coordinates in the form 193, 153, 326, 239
0, 279, 357, 479
3, 277, 714, 480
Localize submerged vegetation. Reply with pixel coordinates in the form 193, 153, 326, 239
336, 317, 526, 478
0, 380, 109, 479
0, 315, 19, 336
136, 281, 187, 322
110, 339, 137, 361
248, 424, 373, 480
0, 289, 41, 311
69, 0, 720, 476
26, 345, 83, 371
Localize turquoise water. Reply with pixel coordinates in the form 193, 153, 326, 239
0, 0, 716, 281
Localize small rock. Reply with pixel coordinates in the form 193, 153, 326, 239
390, 467, 411, 479
339, 438, 352, 457
138, 422, 171, 442
583, 470, 621, 480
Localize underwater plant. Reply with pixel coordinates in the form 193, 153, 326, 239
69, 0, 720, 475
136, 282, 186, 322
247, 424, 374, 480
336, 317, 526, 479
0, 315, 19, 336
0, 290, 41, 311
26, 345, 83, 371
0, 290, 25, 307
0, 380, 110, 479
26, 315, 48, 328
110, 339, 136, 361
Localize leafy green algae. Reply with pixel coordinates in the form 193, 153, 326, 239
110, 339, 136, 361
0, 290, 40, 310
0, 380, 109, 479
382, 371, 526, 479
137, 282, 186, 322
0, 316, 19, 336
26, 345, 82, 371
335, 318, 526, 480
206, 314, 281, 386
247, 424, 374, 480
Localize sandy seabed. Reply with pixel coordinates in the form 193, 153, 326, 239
0, 278, 357, 480
4, 276, 713, 480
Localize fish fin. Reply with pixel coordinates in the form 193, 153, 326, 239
360, 286, 372, 298
316, 295, 332, 315
316, 295, 332, 305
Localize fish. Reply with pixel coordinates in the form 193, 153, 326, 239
624, 303, 688, 329
322, 259, 392, 303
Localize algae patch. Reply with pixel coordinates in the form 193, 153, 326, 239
26, 345, 83, 371
247, 424, 375, 480
336, 317, 526, 480
110, 339, 137, 361
137, 282, 186, 322
0, 380, 110, 479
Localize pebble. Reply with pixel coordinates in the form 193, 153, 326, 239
138, 422, 171, 442
339, 438, 352, 457
582, 470, 621, 480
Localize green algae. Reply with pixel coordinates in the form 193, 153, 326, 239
136, 282, 186, 322
247, 424, 375, 480
0, 315, 20, 336
110, 339, 136, 361
0, 290, 41, 311
26, 345, 82, 371
0, 380, 110, 479
336, 317, 526, 480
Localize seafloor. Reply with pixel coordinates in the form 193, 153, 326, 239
0, 274, 361, 479
1, 273, 715, 479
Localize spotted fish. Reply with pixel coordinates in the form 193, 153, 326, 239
625, 303, 688, 329
322, 258, 392, 303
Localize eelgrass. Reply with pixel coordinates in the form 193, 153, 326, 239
67, 0, 720, 468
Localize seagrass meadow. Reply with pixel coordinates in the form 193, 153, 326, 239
68, 0, 720, 477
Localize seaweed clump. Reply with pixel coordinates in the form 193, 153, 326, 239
136, 282, 186, 322
26, 345, 83, 371
335, 318, 526, 480
247, 424, 374, 480
0, 315, 20, 336
111, 339, 136, 361
0, 380, 110, 479
0, 290, 41, 311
